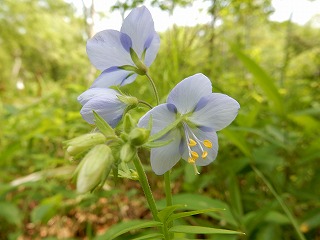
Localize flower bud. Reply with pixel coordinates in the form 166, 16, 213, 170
129, 128, 150, 146
120, 143, 137, 163
117, 95, 139, 106
123, 114, 135, 133
76, 144, 114, 193
65, 132, 106, 156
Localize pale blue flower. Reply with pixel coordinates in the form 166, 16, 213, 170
78, 88, 127, 128
138, 73, 240, 175
87, 6, 160, 88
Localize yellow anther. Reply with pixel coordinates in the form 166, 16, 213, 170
188, 157, 195, 163
188, 138, 197, 147
203, 140, 212, 148
202, 151, 208, 159
191, 151, 199, 159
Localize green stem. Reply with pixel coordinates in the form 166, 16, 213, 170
146, 72, 160, 105
133, 157, 171, 239
164, 171, 174, 238
133, 157, 159, 221
251, 165, 306, 240
164, 171, 173, 207
138, 99, 153, 109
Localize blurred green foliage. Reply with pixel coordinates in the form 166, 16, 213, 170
0, 0, 319, 239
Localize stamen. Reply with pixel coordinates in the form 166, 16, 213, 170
191, 151, 199, 159
188, 139, 197, 147
193, 164, 200, 175
203, 140, 213, 148
202, 151, 208, 159
182, 122, 213, 163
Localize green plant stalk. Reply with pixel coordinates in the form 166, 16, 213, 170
143, 73, 172, 239
133, 157, 171, 239
251, 165, 306, 240
138, 99, 153, 109
146, 72, 160, 105
164, 171, 174, 238
164, 171, 173, 207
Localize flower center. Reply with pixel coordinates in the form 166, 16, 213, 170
182, 123, 213, 168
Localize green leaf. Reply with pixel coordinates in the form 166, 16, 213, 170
157, 204, 185, 222
94, 220, 163, 240
167, 208, 223, 223
230, 44, 284, 115
93, 111, 115, 137
0, 201, 22, 226
131, 233, 164, 240
169, 225, 244, 235
31, 195, 62, 223
227, 174, 243, 223
157, 193, 238, 227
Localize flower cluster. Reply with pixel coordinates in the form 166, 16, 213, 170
68, 5, 239, 194
138, 73, 240, 175
78, 6, 160, 126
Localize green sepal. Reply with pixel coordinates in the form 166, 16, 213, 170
129, 48, 148, 74
64, 132, 106, 157
119, 64, 139, 72
169, 225, 245, 235
144, 138, 173, 148
123, 113, 135, 133
149, 116, 182, 142
120, 143, 137, 162
117, 162, 139, 180
129, 128, 150, 146
93, 111, 115, 137
117, 94, 139, 106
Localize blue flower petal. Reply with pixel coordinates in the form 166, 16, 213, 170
190, 93, 240, 131
150, 129, 182, 175
120, 32, 132, 52
138, 103, 177, 135
86, 30, 134, 71
80, 94, 126, 127
144, 32, 160, 67
167, 73, 212, 114
121, 6, 159, 60
90, 68, 137, 88
77, 88, 118, 106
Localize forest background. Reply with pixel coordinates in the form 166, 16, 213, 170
0, 0, 319, 239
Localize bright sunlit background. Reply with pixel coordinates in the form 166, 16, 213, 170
75, 0, 320, 33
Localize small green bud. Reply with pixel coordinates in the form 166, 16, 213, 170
120, 143, 137, 163
65, 132, 106, 156
117, 95, 138, 106
129, 128, 150, 146
76, 144, 114, 194
123, 114, 136, 133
